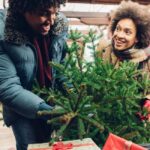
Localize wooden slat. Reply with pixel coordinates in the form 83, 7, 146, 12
62, 11, 108, 18
61, 11, 109, 25
68, 0, 150, 5
69, 20, 85, 25
80, 17, 109, 25
69, 19, 108, 26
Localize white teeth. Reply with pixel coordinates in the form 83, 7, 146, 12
116, 39, 125, 44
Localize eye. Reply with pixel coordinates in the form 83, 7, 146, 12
115, 26, 120, 32
125, 29, 132, 35
35, 8, 58, 17
38, 11, 49, 16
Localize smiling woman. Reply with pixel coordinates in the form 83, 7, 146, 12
112, 18, 137, 51
97, 0, 150, 112
97, 0, 150, 68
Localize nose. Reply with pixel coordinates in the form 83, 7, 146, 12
47, 13, 56, 25
116, 31, 125, 38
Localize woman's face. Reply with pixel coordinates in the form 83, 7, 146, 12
112, 18, 138, 51
24, 7, 58, 35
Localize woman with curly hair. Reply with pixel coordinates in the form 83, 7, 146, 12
98, 1, 150, 69
98, 1, 150, 85
0, 0, 68, 150
97, 1, 150, 120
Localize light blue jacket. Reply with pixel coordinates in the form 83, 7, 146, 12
0, 10, 68, 126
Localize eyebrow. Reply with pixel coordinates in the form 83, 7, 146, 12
117, 24, 133, 31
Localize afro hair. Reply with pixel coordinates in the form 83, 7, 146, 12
8, 0, 66, 14
110, 1, 150, 49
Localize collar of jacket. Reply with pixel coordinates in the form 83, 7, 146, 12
112, 44, 150, 63
4, 11, 68, 45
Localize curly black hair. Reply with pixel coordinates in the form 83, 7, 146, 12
8, 0, 66, 14
110, 1, 150, 49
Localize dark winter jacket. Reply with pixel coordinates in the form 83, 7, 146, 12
0, 9, 6, 40
0, 10, 68, 126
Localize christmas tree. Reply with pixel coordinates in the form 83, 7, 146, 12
33, 30, 150, 146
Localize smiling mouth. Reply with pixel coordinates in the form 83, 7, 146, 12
115, 39, 125, 46
40, 25, 50, 33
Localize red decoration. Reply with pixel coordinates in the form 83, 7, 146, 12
29, 141, 97, 150
52, 142, 73, 150
103, 133, 146, 150
143, 100, 150, 112
136, 100, 150, 121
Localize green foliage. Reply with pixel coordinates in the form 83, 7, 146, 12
33, 29, 150, 146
